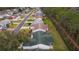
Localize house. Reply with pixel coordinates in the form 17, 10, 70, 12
23, 31, 53, 50
0, 15, 4, 19
35, 10, 43, 18
10, 16, 20, 21
30, 18, 48, 31
22, 18, 53, 50
31, 18, 43, 25
30, 24, 48, 32
0, 19, 10, 30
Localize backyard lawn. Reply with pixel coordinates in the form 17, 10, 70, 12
43, 17, 68, 51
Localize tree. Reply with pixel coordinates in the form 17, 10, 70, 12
0, 30, 29, 51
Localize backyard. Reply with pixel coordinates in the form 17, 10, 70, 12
43, 17, 68, 51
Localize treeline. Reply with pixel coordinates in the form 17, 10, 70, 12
0, 7, 33, 11
0, 7, 16, 11
41, 7, 79, 50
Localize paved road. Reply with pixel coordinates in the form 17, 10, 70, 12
13, 10, 33, 34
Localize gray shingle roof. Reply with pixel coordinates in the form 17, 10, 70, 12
0, 19, 10, 25
23, 31, 53, 46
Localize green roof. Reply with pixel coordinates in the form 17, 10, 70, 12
23, 31, 53, 46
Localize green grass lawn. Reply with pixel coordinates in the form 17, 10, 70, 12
13, 20, 22, 23
9, 24, 18, 28
43, 18, 68, 51
29, 16, 33, 19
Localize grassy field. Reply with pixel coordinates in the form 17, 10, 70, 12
43, 18, 68, 51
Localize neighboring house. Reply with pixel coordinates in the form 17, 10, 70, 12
3, 14, 10, 19
0, 15, 4, 19
13, 9, 19, 14
30, 24, 48, 32
0, 13, 10, 20
30, 18, 48, 31
31, 18, 43, 25
0, 15, 5, 19
8, 15, 17, 19
0, 19, 10, 30
35, 10, 43, 18
11, 16, 20, 21
0, 10, 9, 18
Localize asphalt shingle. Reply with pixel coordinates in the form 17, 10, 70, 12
23, 31, 53, 46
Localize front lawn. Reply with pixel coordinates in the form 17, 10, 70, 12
9, 24, 18, 28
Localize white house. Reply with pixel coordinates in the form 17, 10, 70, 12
0, 19, 10, 30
